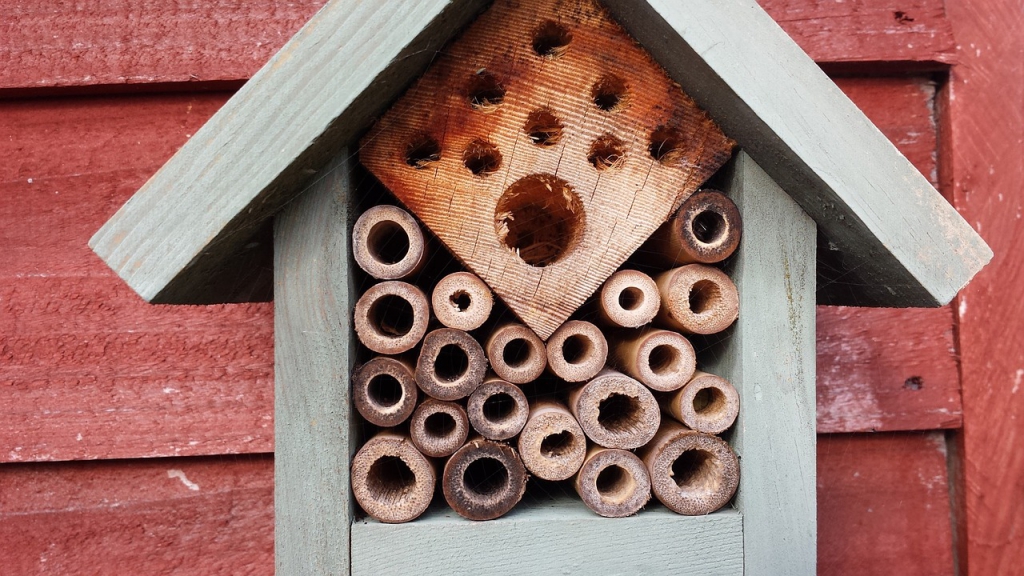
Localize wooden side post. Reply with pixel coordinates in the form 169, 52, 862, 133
274, 151, 356, 575
704, 151, 817, 574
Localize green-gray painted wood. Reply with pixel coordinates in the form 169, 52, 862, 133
352, 497, 743, 575
90, 0, 489, 304
704, 152, 817, 575
274, 152, 357, 576
602, 0, 991, 308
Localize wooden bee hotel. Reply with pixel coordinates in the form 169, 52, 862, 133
89, 1, 991, 574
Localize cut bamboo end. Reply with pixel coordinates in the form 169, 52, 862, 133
467, 378, 529, 441
574, 447, 651, 518
409, 399, 470, 458
568, 368, 660, 449
431, 272, 494, 331
655, 264, 739, 335
611, 329, 696, 392
646, 189, 742, 266
354, 281, 430, 354
352, 357, 419, 427
597, 269, 661, 328
352, 205, 427, 280
663, 371, 740, 434
351, 431, 435, 524
415, 328, 488, 401
485, 323, 547, 384
640, 420, 739, 515
443, 438, 528, 521
517, 400, 587, 481
546, 320, 608, 383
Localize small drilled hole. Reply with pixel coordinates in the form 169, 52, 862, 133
618, 287, 644, 311
693, 387, 726, 414
366, 220, 410, 265
495, 174, 585, 267
693, 210, 726, 244
588, 134, 626, 171
596, 465, 634, 500
524, 109, 563, 146
649, 126, 685, 165
541, 431, 574, 458
463, 139, 502, 176
648, 345, 680, 376
502, 338, 532, 368
424, 411, 457, 438
532, 20, 572, 58
482, 393, 516, 423
689, 280, 722, 315
367, 374, 403, 408
367, 456, 415, 501
592, 75, 629, 112
671, 449, 721, 491
561, 334, 592, 365
435, 344, 469, 382
597, 393, 642, 433
368, 294, 414, 337
450, 290, 472, 312
405, 134, 441, 169
464, 457, 509, 496
467, 71, 505, 112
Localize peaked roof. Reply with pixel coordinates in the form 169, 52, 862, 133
90, 0, 991, 308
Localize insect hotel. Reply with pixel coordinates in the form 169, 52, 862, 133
89, 0, 991, 574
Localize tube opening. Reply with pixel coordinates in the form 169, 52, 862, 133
368, 294, 415, 337
597, 393, 642, 433
367, 374, 403, 408
693, 387, 726, 415
562, 334, 593, 365
434, 344, 470, 382
450, 290, 472, 312
366, 220, 410, 265
424, 411, 457, 439
671, 449, 721, 491
482, 392, 517, 423
688, 280, 722, 315
541, 430, 575, 458
648, 344, 681, 376
692, 209, 726, 244
618, 286, 644, 311
367, 455, 416, 501
464, 457, 509, 497
502, 338, 533, 368
596, 464, 636, 501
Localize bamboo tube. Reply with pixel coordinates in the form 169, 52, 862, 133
568, 368, 660, 449
610, 329, 696, 392
655, 264, 739, 335
517, 400, 587, 481
639, 420, 739, 515
467, 377, 529, 441
485, 323, 547, 384
546, 320, 608, 383
597, 269, 661, 328
352, 205, 427, 280
351, 430, 435, 523
352, 357, 418, 427
415, 328, 487, 401
645, 189, 742, 266
574, 446, 651, 518
443, 437, 528, 521
431, 271, 494, 331
662, 371, 740, 435
409, 399, 470, 458
354, 281, 430, 354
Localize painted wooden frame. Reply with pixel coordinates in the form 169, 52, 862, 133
273, 151, 815, 575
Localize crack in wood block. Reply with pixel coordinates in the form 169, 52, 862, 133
360, 0, 734, 339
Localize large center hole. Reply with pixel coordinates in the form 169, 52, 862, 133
463, 457, 509, 497
693, 387, 726, 415
671, 449, 721, 492
502, 338, 532, 368
618, 287, 644, 311
367, 455, 415, 501
596, 465, 635, 501
597, 393, 642, 434
648, 345, 681, 376
482, 393, 516, 423
367, 374, 403, 408
424, 412, 456, 439
368, 294, 414, 337
541, 430, 574, 458
688, 280, 722, 315
434, 344, 469, 382
450, 290, 472, 312
532, 20, 573, 58
366, 221, 410, 265
561, 334, 592, 365
692, 210, 726, 244
495, 174, 585, 267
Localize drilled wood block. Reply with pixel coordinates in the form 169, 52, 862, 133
360, 0, 733, 339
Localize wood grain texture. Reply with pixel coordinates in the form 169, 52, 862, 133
945, 0, 1024, 572
704, 152, 817, 575
352, 497, 742, 575
0, 455, 274, 576
274, 152, 356, 575
0, 93, 274, 463
817, 432, 955, 576
602, 0, 991, 308
89, 0, 489, 305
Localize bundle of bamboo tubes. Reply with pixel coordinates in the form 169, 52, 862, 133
349, 191, 743, 523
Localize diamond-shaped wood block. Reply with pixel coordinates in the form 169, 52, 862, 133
360, 0, 734, 339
